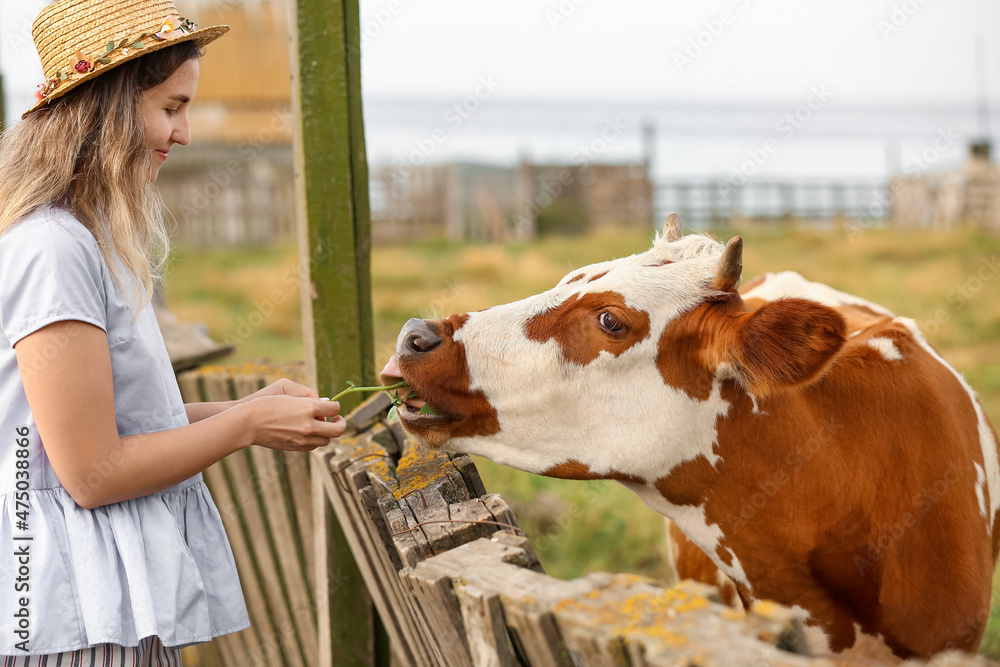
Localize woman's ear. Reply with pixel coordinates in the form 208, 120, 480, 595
733, 298, 847, 391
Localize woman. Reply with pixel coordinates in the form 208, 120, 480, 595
0, 0, 344, 662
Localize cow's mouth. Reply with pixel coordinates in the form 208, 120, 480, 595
380, 356, 450, 425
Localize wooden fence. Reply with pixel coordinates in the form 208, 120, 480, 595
655, 180, 888, 227
176, 362, 999, 667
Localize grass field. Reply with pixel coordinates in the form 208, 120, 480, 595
164, 223, 1000, 654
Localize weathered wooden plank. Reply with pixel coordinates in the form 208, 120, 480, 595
324, 460, 414, 661
345, 392, 393, 433
454, 583, 520, 667
313, 452, 336, 667
399, 569, 473, 667
176, 370, 202, 404
405, 486, 461, 555
501, 607, 575, 667
248, 444, 319, 661
225, 450, 309, 667
359, 486, 403, 571
202, 460, 274, 666
453, 455, 488, 498
281, 449, 316, 588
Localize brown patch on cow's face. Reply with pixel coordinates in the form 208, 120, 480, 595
525, 291, 651, 366
566, 273, 585, 284
542, 459, 645, 485
647, 259, 673, 268
396, 312, 499, 448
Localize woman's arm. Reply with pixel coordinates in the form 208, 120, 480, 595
16, 320, 346, 509
185, 402, 233, 422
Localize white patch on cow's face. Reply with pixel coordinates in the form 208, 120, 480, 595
742, 271, 896, 316
897, 318, 1000, 534
442, 235, 731, 484
866, 336, 904, 361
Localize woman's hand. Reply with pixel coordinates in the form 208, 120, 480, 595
237, 395, 346, 452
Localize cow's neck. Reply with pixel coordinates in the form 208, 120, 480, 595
625, 375, 853, 622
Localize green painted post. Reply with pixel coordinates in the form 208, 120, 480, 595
288, 0, 380, 665
290, 0, 375, 408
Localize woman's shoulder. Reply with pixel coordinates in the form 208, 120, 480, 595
1, 206, 101, 257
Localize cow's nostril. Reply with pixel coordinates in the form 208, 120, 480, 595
398, 318, 443, 358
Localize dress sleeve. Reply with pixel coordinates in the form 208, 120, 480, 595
0, 211, 108, 346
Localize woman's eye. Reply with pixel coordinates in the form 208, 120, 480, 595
599, 311, 624, 334
165, 108, 178, 116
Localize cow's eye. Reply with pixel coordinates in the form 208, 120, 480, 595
598, 311, 625, 334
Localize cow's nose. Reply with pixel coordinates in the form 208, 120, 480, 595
397, 318, 442, 358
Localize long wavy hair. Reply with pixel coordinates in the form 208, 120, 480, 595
0, 41, 200, 312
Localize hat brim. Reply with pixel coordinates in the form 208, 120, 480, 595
22, 24, 230, 119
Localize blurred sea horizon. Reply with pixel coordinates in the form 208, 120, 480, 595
362, 95, 1000, 183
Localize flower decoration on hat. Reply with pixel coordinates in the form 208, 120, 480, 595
32, 17, 199, 103
70, 51, 94, 74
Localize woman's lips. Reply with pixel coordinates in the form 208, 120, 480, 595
155, 150, 169, 160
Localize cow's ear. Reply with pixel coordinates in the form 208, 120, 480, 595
732, 298, 847, 390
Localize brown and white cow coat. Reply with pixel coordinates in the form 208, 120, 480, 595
381, 224, 1000, 661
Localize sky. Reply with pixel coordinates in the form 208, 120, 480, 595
2, 0, 998, 110
353, 0, 1000, 106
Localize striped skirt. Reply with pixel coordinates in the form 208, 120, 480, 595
1, 636, 180, 667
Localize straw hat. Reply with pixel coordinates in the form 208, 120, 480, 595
24, 0, 229, 118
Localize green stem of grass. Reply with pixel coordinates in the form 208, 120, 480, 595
331, 380, 408, 403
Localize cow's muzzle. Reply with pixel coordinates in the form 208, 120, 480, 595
397, 318, 442, 359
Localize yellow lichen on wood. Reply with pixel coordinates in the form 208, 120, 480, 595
721, 608, 746, 622
393, 444, 457, 499
750, 600, 785, 620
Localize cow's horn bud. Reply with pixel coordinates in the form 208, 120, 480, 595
664, 213, 682, 242
713, 236, 743, 292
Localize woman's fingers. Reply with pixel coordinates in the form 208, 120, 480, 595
275, 378, 319, 398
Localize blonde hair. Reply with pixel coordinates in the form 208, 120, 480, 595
0, 42, 199, 313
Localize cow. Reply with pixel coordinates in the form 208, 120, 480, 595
379, 215, 1000, 663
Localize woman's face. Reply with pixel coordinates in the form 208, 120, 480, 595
138, 58, 200, 182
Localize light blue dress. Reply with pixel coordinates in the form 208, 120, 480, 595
0, 207, 249, 654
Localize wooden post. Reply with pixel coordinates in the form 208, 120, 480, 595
290, 0, 375, 408
288, 0, 378, 665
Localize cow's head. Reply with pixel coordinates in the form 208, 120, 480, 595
380, 217, 846, 483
